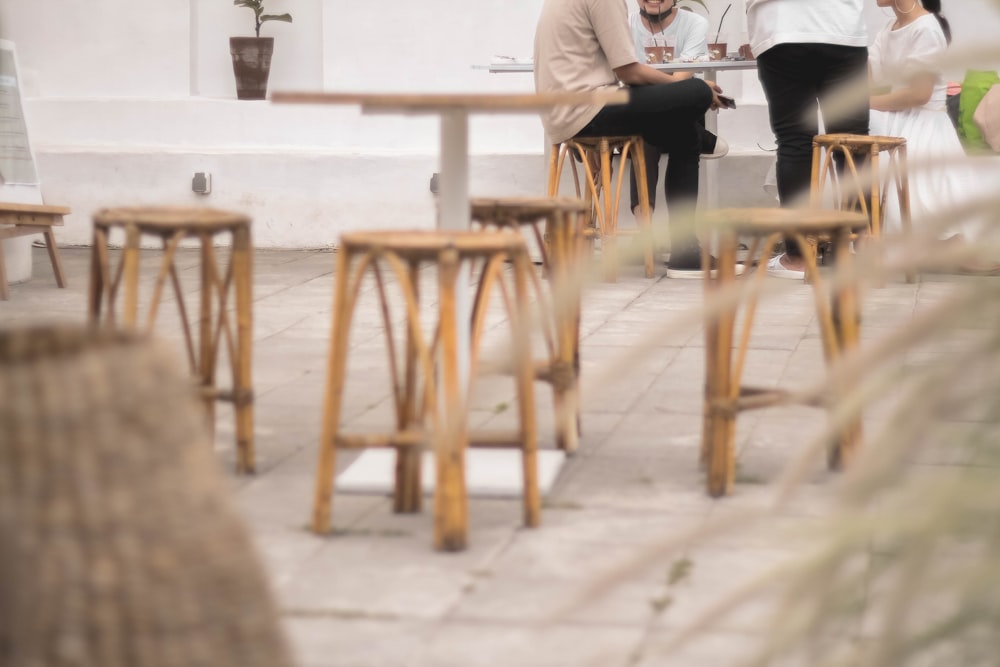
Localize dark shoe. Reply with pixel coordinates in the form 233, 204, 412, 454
666, 255, 745, 279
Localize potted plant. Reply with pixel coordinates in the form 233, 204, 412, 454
677, 0, 708, 12
230, 0, 292, 100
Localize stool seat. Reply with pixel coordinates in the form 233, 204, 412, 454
470, 196, 590, 452
93, 206, 251, 234
340, 228, 529, 257
88, 206, 255, 474
813, 134, 907, 149
313, 227, 541, 552
701, 207, 866, 496
470, 196, 590, 221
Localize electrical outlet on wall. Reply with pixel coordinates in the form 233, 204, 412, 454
192, 172, 212, 195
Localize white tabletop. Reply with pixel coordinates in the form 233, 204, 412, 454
482, 60, 758, 74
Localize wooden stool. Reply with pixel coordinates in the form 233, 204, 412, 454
470, 196, 589, 453
88, 206, 255, 474
548, 136, 654, 281
700, 208, 870, 497
811, 133, 915, 283
312, 229, 540, 552
0, 202, 70, 300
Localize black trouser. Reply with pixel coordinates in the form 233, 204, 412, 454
575, 78, 712, 263
756, 43, 870, 256
628, 118, 717, 215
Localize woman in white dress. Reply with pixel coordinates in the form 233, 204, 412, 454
869, 0, 997, 268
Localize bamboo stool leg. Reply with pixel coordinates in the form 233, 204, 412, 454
551, 209, 582, 453
547, 144, 562, 197
810, 142, 823, 207
42, 229, 67, 288
232, 224, 255, 474
312, 248, 356, 535
87, 227, 106, 325
630, 138, 655, 278
829, 226, 862, 469
198, 234, 219, 446
703, 231, 740, 497
121, 224, 142, 328
511, 250, 541, 527
433, 247, 469, 552
598, 139, 618, 282
394, 258, 423, 514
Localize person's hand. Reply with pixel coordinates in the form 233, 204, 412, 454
707, 81, 725, 110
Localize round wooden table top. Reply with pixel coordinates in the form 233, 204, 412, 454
270, 89, 630, 114
93, 206, 251, 232
699, 207, 870, 235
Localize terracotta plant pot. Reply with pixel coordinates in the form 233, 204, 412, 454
707, 42, 727, 61
230, 36, 274, 100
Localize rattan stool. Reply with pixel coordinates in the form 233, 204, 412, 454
700, 208, 870, 497
548, 136, 653, 281
811, 133, 915, 283
88, 206, 255, 474
0, 202, 70, 300
312, 229, 540, 552
470, 196, 589, 453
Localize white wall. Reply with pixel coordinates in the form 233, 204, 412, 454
2, 0, 999, 248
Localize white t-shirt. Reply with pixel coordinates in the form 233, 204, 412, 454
746, 0, 867, 58
628, 9, 709, 62
869, 14, 948, 111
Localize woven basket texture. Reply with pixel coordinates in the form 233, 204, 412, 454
0, 326, 294, 667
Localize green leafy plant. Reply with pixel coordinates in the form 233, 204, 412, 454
234, 0, 292, 38
677, 0, 708, 11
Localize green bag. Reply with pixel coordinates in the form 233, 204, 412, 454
958, 69, 1000, 153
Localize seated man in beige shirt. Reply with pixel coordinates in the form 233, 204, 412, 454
535, 0, 727, 277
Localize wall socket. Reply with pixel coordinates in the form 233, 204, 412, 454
192, 172, 212, 194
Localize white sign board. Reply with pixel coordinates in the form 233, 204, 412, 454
0, 39, 37, 185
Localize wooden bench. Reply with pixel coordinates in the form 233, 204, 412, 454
0, 202, 70, 300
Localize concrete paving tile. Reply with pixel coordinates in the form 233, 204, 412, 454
250, 525, 329, 590
549, 455, 717, 514
596, 413, 704, 457
451, 575, 660, 626
630, 386, 705, 416
411, 622, 644, 667
652, 546, 806, 633
636, 629, 814, 667
283, 616, 433, 667
526, 508, 707, 557
278, 535, 504, 620
486, 529, 680, 585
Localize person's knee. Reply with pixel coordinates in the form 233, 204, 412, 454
686, 79, 714, 110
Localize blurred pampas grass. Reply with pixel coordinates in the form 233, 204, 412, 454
529, 17, 1000, 666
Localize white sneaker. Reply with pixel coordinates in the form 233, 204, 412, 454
703, 137, 729, 160
766, 254, 805, 280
